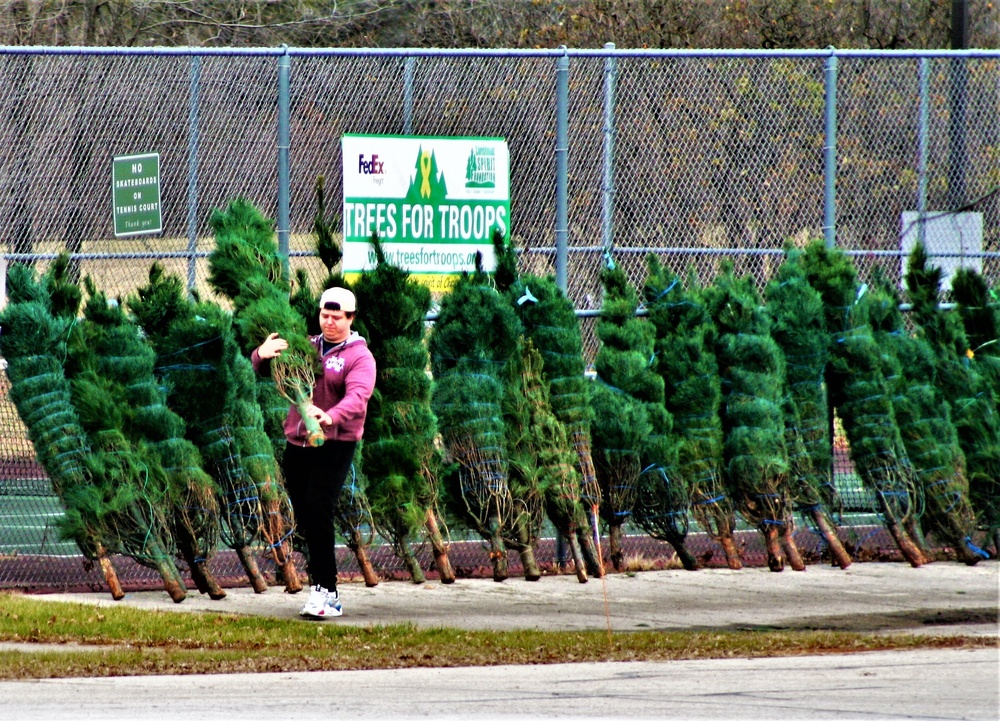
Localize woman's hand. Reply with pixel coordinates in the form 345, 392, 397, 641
304, 404, 333, 426
257, 332, 288, 359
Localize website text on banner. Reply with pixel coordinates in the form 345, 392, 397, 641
342, 134, 510, 291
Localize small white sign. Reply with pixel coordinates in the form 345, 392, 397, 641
900, 211, 982, 291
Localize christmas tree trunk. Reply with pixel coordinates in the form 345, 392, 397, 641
424, 507, 456, 583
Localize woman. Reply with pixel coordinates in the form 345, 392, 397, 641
252, 286, 376, 618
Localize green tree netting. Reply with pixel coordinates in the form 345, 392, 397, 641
643, 255, 743, 569
493, 234, 603, 579
950, 267, 1000, 554
765, 248, 853, 569
705, 264, 802, 572
129, 263, 301, 592
591, 258, 695, 571
801, 240, 926, 567
352, 234, 454, 584
865, 270, 983, 565
429, 261, 521, 581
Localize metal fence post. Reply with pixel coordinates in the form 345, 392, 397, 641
277, 45, 291, 276
823, 49, 838, 249
186, 54, 201, 292
602, 43, 617, 254
403, 55, 415, 135
555, 47, 569, 292
917, 57, 930, 248
949, 0, 969, 209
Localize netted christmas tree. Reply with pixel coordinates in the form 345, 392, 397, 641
643, 255, 743, 569
0, 262, 124, 599
208, 198, 325, 449
864, 268, 983, 565
800, 240, 926, 566
352, 233, 455, 584
765, 248, 852, 569
493, 233, 603, 580
950, 267, 1000, 555
905, 245, 997, 561
38, 255, 226, 601
591, 257, 695, 571
129, 263, 302, 592
78, 278, 226, 597
504, 337, 592, 582
429, 259, 522, 581
705, 263, 803, 572
496, 337, 548, 581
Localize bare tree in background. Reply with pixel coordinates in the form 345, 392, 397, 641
0, 1, 995, 49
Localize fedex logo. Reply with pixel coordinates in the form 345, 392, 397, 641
358, 154, 384, 175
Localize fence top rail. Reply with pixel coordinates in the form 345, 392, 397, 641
1, 45, 999, 60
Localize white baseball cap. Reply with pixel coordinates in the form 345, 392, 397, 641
319, 287, 356, 313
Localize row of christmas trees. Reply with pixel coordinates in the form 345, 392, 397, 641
3, 192, 997, 600
421, 230, 999, 579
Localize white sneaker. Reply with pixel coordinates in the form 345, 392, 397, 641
299, 585, 328, 617
316, 589, 343, 618
300, 585, 343, 618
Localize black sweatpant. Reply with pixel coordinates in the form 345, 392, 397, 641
282, 439, 357, 592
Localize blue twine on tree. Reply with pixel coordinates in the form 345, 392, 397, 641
263, 526, 295, 551
648, 278, 679, 301
965, 537, 990, 558
693, 494, 726, 505
156, 334, 225, 358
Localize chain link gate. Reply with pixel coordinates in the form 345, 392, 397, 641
2, 46, 998, 591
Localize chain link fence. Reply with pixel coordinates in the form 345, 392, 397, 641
2, 46, 998, 592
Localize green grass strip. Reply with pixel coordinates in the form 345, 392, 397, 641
0, 592, 991, 680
